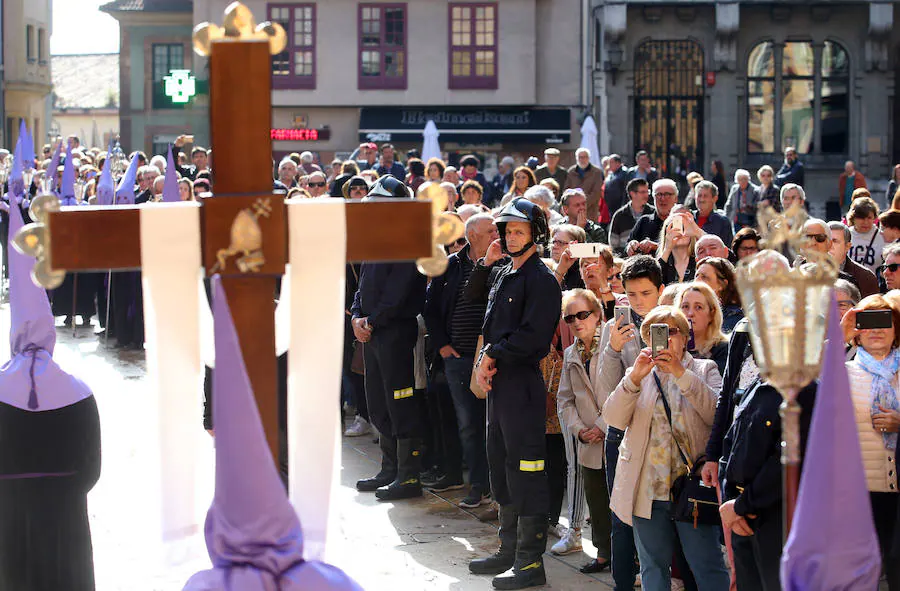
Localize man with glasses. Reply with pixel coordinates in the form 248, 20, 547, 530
609, 178, 654, 254
627, 178, 677, 255
424, 213, 499, 508
829, 221, 879, 297
779, 183, 806, 212
879, 243, 900, 292
306, 171, 328, 198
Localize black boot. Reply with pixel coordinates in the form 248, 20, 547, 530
356, 434, 397, 492
375, 438, 423, 500
491, 515, 547, 590
470, 505, 517, 575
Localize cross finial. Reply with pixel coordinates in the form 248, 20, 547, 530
192, 1, 287, 57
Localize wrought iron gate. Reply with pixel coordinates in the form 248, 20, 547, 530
634, 40, 704, 178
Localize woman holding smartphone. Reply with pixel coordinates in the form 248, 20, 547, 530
656, 213, 697, 285
603, 306, 729, 591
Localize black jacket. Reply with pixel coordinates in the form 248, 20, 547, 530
705, 323, 753, 462
465, 252, 561, 366
351, 261, 426, 328
424, 244, 475, 352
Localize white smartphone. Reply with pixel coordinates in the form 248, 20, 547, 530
672, 216, 684, 234
568, 242, 603, 258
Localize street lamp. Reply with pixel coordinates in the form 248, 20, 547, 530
605, 44, 624, 86
734, 205, 837, 536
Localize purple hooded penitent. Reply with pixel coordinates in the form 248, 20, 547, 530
162, 144, 180, 203
114, 153, 139, 205
780, 296, 882, 590
96, 150, 114, 206
183, 276, 363, 591
8, 140, 24, 200
18, 119, 34, 171
60, 143, 76, 206
46, 141, 62, 194
0, 200, 93, 411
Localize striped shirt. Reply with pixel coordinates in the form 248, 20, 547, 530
450, 254, 488, 357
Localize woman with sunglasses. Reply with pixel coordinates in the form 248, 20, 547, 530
603, 306, 729, 591
842, 294, 900, 590
694, 258, 744, 333
555, 289, 612, 573
609, 257, 625, 296
675, 282, 729, 376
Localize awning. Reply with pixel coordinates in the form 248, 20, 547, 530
359, 106, 571, 145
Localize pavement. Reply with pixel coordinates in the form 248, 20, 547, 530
0, 297, 615, 590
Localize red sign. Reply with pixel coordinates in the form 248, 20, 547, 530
706, 72, 716, 87
270, 128, 331, 141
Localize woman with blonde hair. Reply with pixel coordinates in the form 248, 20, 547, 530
675, 282, 728, 375
602, 305, 729, 591
656, 212, 697, 285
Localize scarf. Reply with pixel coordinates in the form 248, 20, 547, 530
857, 347, 900, 450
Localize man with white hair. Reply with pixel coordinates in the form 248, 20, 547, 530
780, 183, 806, 211
524, 184, 565, 226
696, 234, 729, 262
149, 154, 167, 176
151, 175, 165, 201
565, 148, 606, 224
135, 165, 160, 204
491, 156, 516, 205
627, 178, 678, 254
307, 170, 328, 197
299, 151, 322, 175
724, 169, 760, 231
277, 158, 298, 189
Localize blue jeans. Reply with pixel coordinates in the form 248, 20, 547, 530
443, 356, 489, 490
632, 500, 730, 591
606, 427, 637, 591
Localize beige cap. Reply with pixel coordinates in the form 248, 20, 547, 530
544, 147, 560, 156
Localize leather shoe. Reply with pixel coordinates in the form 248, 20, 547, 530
579, 558, 610, 574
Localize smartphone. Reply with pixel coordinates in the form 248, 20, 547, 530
614, 306, 631, 327
650, 324, 669, 358
183, 135, 195, 143
672, 216, 684, 234
856, 309, 893, 330
686, 319, 696, 351
568, 242, 603, 259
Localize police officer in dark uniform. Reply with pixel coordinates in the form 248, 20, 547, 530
465, 198, 562, 590
351, 176, 428, 501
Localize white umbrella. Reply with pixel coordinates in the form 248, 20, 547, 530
421, 119, 441, 162
579, 115, 602, 167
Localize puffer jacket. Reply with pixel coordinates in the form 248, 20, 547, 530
847, 360, 900, 493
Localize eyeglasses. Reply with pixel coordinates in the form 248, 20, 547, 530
563, 310, 594, 324
350, 186, 367, 192
737, 244, 760, 253
308, 182, 326, 188
655, 191, 676, 198
805, 233, 828, 244
551, 239, 569, 248
881, 263, 900, 273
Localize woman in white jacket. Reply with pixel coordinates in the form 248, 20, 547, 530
602, 306, 729, 591
844, 294, 900, 590
556, 289, 611, 574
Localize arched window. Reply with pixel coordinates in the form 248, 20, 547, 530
746, 40, 849, 155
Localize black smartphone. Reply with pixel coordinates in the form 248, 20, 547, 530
856, 309, 893, 330
650, 324, 669, 358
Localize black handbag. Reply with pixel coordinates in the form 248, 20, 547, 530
653, 374, 720, 528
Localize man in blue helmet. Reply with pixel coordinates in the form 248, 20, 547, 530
464, 198, 562, 590
351, 175, 428, 501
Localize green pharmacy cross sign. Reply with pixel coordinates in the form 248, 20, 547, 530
164, 69, 197, 104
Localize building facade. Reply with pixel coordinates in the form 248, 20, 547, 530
4, 0, 53, 150
592, 0, 899, 214
101, 0, 208, 156
194, 0, 591, 172
51, 54, 120, 149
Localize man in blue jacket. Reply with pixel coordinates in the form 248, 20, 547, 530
466, 198, 562, 590
351, 177, 428, 501
775, 146, 805, 188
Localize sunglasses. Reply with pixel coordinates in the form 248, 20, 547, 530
881, 263, 900, 273
608, 272, 622, 281
563, 310, 594, 324
805, 233, 828, 243
308, 182, 326, 188
445, 237, 467, 248
350, 186, 367, 192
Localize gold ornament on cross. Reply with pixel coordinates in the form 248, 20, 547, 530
415, 183, 465, 277
12, 192, 66, 289
192, 1, 287, 57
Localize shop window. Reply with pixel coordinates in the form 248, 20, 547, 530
151, 43, 185, 110
747, 40, 849, 155
268, 3, 316, 89
448, 3, 498, 89
358, 4, 407, 90
26, 25, 35, 63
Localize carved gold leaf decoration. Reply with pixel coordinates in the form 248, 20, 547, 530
192, 1, 287, 57
415, 184, 465, 277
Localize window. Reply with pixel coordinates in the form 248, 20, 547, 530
151, 44, 185, 109
449, 3, 498, 89
358, 4, 407, 90
26, 25, 35, 63
268, 4, 316, 89
746, 40, 850, 155
38, 28, 46, 64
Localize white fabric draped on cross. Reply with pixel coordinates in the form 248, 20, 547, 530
139, 198, 346, 564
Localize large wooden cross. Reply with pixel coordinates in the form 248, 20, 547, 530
33, 5, 432, 461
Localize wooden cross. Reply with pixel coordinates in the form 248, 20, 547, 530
28, 4, 433, 461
